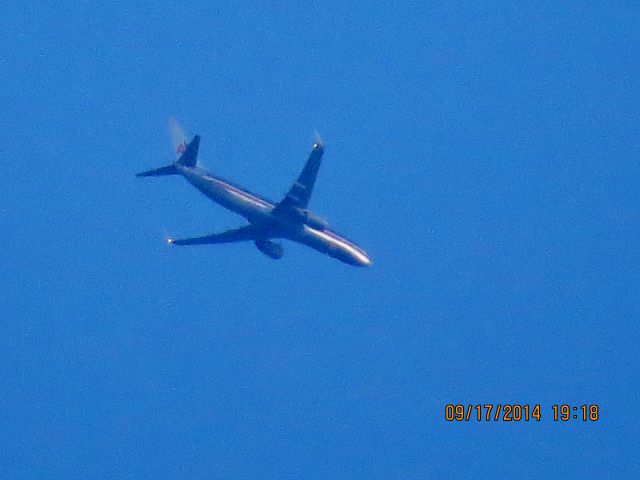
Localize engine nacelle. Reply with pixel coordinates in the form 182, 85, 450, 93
255, 239, 284, 259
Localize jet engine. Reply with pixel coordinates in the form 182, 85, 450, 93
255, 239, 284, 259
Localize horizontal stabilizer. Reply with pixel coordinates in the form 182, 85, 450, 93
136, 165, 178, 177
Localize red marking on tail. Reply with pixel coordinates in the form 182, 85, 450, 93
177, 143, 186, 155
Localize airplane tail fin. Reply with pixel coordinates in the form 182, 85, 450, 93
136, 133, 200, 177
176, 134, 200, 167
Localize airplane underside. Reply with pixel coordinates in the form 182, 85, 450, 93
137, 121, 371, 267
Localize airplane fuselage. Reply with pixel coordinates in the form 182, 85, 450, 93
178, 164, 372, 266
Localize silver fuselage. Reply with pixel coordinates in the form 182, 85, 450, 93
178, 165, 371, 266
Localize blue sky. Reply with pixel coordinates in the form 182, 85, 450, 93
1, 2, 638, 478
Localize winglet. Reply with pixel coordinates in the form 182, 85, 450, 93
313, 130, 324, 150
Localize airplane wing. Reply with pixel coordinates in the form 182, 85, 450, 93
277, 142, 325, 210
168, 224, 265, 246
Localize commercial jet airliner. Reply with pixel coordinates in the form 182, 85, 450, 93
137, 121, 371, 267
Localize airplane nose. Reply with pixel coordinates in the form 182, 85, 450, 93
355, 253, 372, 267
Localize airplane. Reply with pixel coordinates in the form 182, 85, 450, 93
136, 122, 372, 267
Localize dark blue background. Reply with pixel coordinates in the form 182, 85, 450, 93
1, 2, 638, 478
